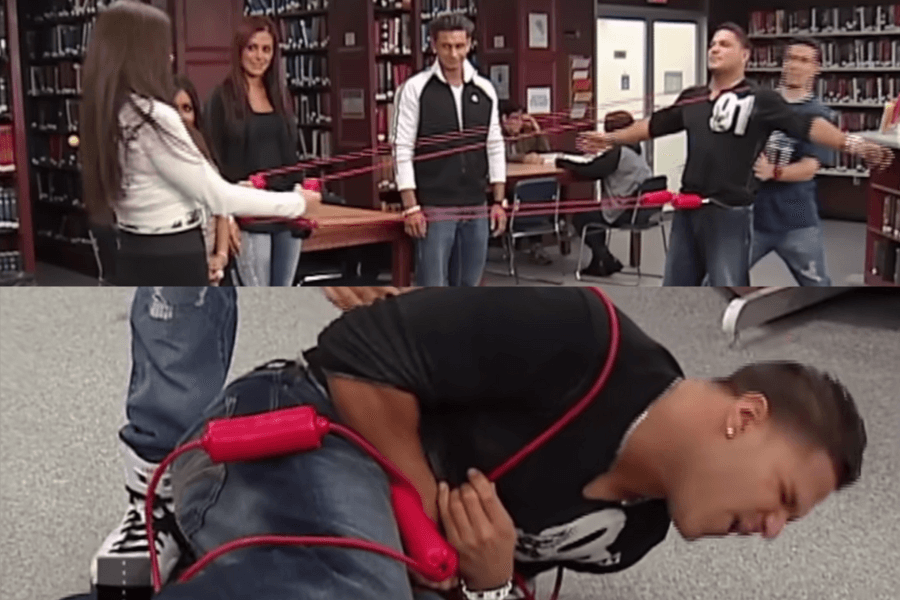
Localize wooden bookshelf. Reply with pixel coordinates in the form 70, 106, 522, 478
1, 0, 35, 283
864, 145, 900, 286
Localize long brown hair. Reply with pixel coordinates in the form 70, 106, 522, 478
81, 0, 176, 224
174, 74, 216, 166
220, 16, 290, 133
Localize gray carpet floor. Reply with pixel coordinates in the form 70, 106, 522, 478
1, 287, 898, 600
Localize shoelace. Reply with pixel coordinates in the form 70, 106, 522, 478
110, 487, 177, 554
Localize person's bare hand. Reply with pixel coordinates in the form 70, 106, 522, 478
207, 253, 227, 285
577, 131, 613, 154
754, 154, 775, 181
490, 203, 507, 237
405, 211, 428, 238
858, 141, 894, 172
297, 185, 322, 215
438, 469, 516, 592
523, 153, 544, 165
322, 287, 412, 311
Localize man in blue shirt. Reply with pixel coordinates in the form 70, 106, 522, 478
751, 38, 836, 286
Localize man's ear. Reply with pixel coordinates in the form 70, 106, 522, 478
726, 392, 770, 436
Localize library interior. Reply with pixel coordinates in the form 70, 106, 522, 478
1, 0, 900, 288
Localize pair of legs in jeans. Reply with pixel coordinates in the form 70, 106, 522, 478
415, 206, 489, 286
750, 226, 832, 286
663, 204, 753, 286
235, 230, 302, 286
157, 362, 443, 600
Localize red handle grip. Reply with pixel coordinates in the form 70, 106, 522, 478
639, 190, 674, 206
672, 194, 704, 210
200, 405, 331, 463
391, 483, 459, 582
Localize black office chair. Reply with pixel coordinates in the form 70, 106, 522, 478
575, 174, 669, 285
496, 177, 565, 285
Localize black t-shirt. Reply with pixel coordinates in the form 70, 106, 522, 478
649, 80, 817, 207
304, 288, 684, 578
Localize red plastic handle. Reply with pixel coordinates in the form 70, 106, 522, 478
639, 190, 674, 207
302, 178, 322, 192
201, 405, 331, 463
391, 482, 459, 582
672, 194, 704, 210
250, 174, 267, 189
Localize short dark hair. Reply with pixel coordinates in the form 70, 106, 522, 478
787, 36, 821, 62
716, 361, 866, 491
603, 110, 634, 133
499, 100, 523, 117
714, 22, 752, 50
429, 12, 475, 42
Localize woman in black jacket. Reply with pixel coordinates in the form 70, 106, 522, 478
205, 15, 305, 286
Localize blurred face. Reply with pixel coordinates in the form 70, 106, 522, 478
174, 90, 195, 128
666, 398, 838, 541
708, 30, 749, 75
433, 30, 471, 73
783, 44, 819, 90
502, 111, 524, 136
242, 30, 275, 80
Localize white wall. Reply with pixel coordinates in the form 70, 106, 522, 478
596, 18, 647, 127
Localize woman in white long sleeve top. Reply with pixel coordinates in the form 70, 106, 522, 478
79, 1, 319, 285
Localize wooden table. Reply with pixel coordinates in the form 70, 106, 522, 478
303, 204, 411, 286
505, 162, 569, 186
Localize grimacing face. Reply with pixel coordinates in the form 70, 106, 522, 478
708, 29, 748, 74
502, 112, 524, 136
666, 410, 838, 541
174, 90, 195, 128
242, 30, 275, 79
433, 29, 471, 73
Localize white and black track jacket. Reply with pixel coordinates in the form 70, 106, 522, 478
392, 60, 506, 207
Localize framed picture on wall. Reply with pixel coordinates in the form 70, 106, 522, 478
528, 13, 549, 49
527, 86, 552, 114
489, 65, 510, 100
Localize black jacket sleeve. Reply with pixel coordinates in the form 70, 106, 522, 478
556, 148, 622, 181
755, 89, 816, 142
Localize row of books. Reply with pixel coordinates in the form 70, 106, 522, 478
0, 77, 10, 117
27, 62, 83, 97
283, 54, 329, 88
375, 62, 413, 101
373, 0, 412, 9
30, 133, 79, 171
377, 15, 413, 55
30, 99, 80, 133
293, 91, 331, 125
752, 73, 900, 106
375, 103, 395, 143
34, 168, 82, 207
833, 109, 884, 131
298, 128, 332, 158
0, 251, 23, 273
24, 23, 94, 61
0, 186, 19, 227
880, 194, 900, 238
31, 0, 109, 23
872, 239, 900, 283
749, 40, 900, 69
280, 16, 328, 50
749, 6, 900, 35
421, 0, 476, 18
246, 0, 329, 15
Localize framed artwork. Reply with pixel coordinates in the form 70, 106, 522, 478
528, 13, 549, 49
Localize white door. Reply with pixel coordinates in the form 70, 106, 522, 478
652, 21, 699, 192
595, 18, 647, 199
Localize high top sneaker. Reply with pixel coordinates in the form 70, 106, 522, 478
90, 441, 184, 591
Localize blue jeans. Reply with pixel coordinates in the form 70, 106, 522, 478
119, 287, 237, 463
159, 363, 442, 600
663, 204, 753, 286
236, 230, 303, 286
416, 208, 489, 287
751, 226, 832, 287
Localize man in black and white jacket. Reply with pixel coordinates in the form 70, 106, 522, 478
392, 13, 507, 287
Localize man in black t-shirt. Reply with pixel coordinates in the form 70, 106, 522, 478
578, 23, 892, 286
157, 288, 867, 600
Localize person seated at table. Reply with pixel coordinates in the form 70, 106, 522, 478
556, 110, 655, 277
500, 100, 551, 165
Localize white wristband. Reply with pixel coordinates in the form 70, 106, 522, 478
460, 579, 514, 600
403, 205, 422, 217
